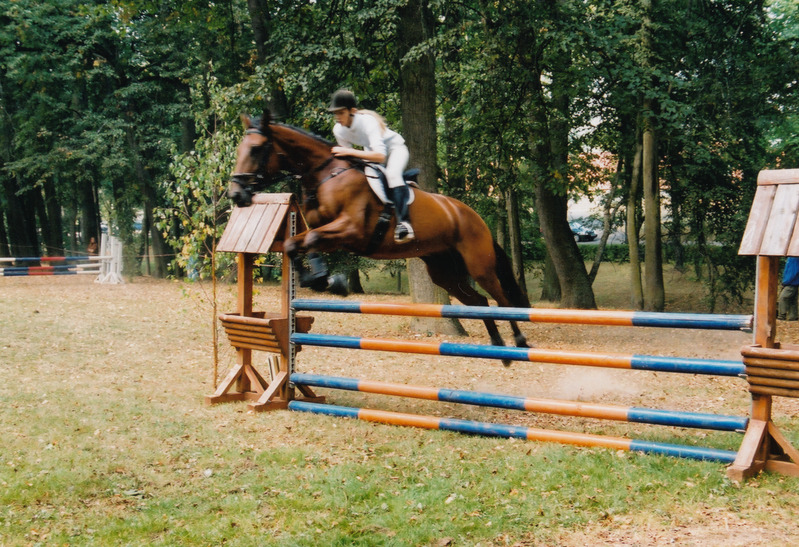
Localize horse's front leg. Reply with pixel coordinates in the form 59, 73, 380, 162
286, 221, 358, 294
302, 215, 362, 253
283, 232, 326, 291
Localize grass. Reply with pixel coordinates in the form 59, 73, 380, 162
1, 267, 798, 546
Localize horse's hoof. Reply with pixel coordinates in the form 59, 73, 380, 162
327, 274, 349, 296
502, 359, 513, 367
515, 334, 529, 348
300, 272, 329, 291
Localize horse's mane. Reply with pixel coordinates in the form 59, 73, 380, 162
253, 117, 334, 148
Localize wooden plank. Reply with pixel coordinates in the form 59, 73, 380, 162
768, 422, 799, 465
788, 214, 799, 257
759, 185, 799, 255
235, 203, 270, 253
728, 419, 768, 481
743, 357, 799, 371
217, 205, 257, 252
764, 460, 799, 477
243, 364, 267, 394
258, 203, 291, 254
739, 185, 777, 255
228, 340, 282, 353
227, 335, 281, 349
748, 376, 799, 389
742, 344, 799, 363
245, 202, 285, 254
758, 169, 799, 186
750, 385, 799, 398
753, 256, 778, 348
252, 192, 294, 205
249, 370, 289, 411
223, 327, 278, 341
745, 366, 799, 380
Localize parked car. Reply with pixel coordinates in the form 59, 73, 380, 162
569, 221, 597, 242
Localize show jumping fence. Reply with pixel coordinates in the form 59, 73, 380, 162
286, 299, 752, 464
208, 183, 799, 481
0, 234, 123, 284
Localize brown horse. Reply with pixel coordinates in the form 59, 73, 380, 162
229, 111, 529, 356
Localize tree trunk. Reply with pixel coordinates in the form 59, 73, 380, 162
79, 177, 100, 252
1, 175, 37, 256
529, 70, 595, 307
536, 183, 596, 308
0, 209, 9, 257
640, 0, 664, 311
540, 252, 561, 302
398, 0, 465, 335
505, 187, 528, 301
667, 165, 685, 272
495, 192, 507, 250
642, 100, 664, 311
41, 177, 63, 254
587, 158, 623, 284
627, 124, 644, 309
348, 269, 364, 294
247, 0, 289, 119
125, 125, 169, 277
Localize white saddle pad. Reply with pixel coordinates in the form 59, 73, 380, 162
365, 165, 415, 206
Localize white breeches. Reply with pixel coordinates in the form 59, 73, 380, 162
385, 143, 410, 189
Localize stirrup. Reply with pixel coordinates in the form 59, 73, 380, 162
394, 222, 415, 243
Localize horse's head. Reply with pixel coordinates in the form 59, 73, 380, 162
228, 110, 285, 207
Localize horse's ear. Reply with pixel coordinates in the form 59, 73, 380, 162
240, 113, 252, 130
262, 108, 272, 127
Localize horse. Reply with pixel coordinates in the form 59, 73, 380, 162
228, 110, 530, 359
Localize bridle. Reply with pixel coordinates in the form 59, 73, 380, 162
230, 127, 279, 192
230, 122, 357, 207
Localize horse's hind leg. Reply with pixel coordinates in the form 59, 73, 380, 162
421, 252, 514, 366
459, 246, 530, 349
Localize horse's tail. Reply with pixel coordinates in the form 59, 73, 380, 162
493, 240, 531, 308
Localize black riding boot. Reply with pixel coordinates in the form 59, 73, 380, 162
391, 185, 415, 243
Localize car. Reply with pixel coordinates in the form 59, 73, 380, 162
569, 221, 597, 242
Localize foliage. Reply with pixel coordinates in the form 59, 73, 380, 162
2, 0, 798, 302
157, 111, 236, 279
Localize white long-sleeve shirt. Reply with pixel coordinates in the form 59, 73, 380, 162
333, 113, 405, 160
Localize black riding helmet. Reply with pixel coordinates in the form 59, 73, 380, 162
328, 89, 357, 111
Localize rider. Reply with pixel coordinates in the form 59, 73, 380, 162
327, 89, 414, 243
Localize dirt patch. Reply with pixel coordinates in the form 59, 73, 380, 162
4, 276, 799, 546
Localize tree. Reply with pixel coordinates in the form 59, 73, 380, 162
396, 0, 466, 334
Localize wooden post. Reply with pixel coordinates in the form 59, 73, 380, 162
205, 252, 271, 405
753, 256, 777, 348
249, 212, 295, 411
729, 255, 799, 480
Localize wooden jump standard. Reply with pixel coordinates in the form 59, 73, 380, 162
209, 168, 799, 480
205, 194, 324, 411
731, 167, 799, 480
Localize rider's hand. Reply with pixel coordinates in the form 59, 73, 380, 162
331, 146, 353, 157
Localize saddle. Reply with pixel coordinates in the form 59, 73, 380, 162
361, 163, 420, 254
363, 164, 419, 205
